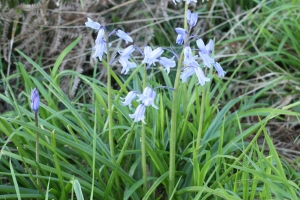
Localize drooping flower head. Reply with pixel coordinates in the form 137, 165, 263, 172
118, 45, 136, 57
142, 46, 164, 68
137, 86, 158, 109
120, 91, 137, 109
158, 57, 176, 74
116, 30, 133, 44
85, 18, 101, 30
175, 28, 187, 45
172, 0, 197, 5
213, 62, 226, 77
31, 88, 40, 113
183, 46, 199, 67
196, 39, 214, 68
129, 104, 146, 124
119, 56, 137, 75
186, 10, 198, 28
92, 39, 107, 60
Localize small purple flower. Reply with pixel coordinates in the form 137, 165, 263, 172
121, 91, 137, 109
119, 56, 137, 74
116, 30, 133, 44
137, 86, 158, 109
118, 45, 135, 57
186, 10, 198, 28
92, 39, 107, 60
31, 88, 40, 113
129, 104, 146, 124
175, 28, 187, 45
194, 67, 210, 86
85, 18, 101, 30
158, 57, 176, 74
213, 62, 226, 77
197, 39, 215, 68
142, 46, 164, 67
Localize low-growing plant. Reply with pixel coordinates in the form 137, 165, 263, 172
0, 0, 300, 199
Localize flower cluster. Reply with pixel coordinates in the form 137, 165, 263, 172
85, 3, 227, 124
175, 9, 226, 85
85, 18, 133, 64
121, 87, 158, 124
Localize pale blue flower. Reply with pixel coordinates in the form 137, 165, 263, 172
186, 0, 197, 3
129, 104, 146, 124
142, 46, 164, 67
180, 67, 195, 83
183, 46, 199, 68
119, 56, 137, 74
186, 10, 198, 28
92, 39, 107, 60
197, 39, 214, 68
213, 62, 226, 77
31, 88, 40, 113
172, 0, 180, 5
194, 67, 210, 86
95, 28, 105, 44
85, 18, 101, 30
158, 57, 176, 74
175, 28, 187, 45
137, 86, 158, 109
172, 0, 197, 5
180, 66, 210, 86
121, 91, 137, 109
118, 45, 135, 57
116, 30, 133, 44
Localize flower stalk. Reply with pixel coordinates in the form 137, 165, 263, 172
30, 88, 40, 185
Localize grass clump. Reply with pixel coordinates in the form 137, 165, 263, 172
0, 0, 300, 199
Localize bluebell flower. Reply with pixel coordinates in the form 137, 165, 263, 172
95, 28, 105, 43
129, 104, 146, 124
92, 38, 107, 60
175, 28, 187, 45
183, 46, 199, 67
142, 46, 164, 67
85, 18, 101, 30
118, 45, 135, 57
119, 56, 137, 74
180, 67, 195, 83
116, 30, 133, 44
158, 57, 176, 74
197, 39, 214, 68
137, 86, 158, 109
172, 0, 197, 5
186, 10, 198, 28
213, 62, 226, 77
186, 0, 197, 3
120, 91, 137, 109
172, 0, 180, 5
194, 67, 210, 86
31, 88, 40, 113
180, 66, 210, 86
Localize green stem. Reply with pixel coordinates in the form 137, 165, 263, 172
194, 85, 206, 185
105, 36, 121, 197
169, 4, 188, 198
141, 65, 147, 192
35, 112, 39, 186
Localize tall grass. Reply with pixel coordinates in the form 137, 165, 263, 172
0, 0, 300, 199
